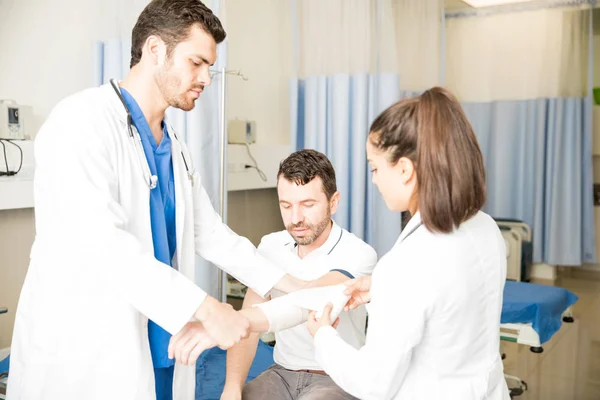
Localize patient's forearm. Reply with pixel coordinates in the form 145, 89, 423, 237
224, 331, 261, 391
239, 307, 270, 332
273, 274, 309, 293
223, 289, 268, 392
303, 271, 352, 289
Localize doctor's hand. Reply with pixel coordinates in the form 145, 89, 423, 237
169, 321, 216, 366
307, 303, 340, 338
194, 296, 250, 350
343, 276, 372, 311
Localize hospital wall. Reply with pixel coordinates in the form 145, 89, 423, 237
0, 210, 34, 350
588, 24, 600, 273
225, 0, 294, 145
0, 0, 110, 350
0, 0, 291, 348
227, 189, 284, 247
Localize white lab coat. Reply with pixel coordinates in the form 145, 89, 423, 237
314, 211, 511, 400
7, 83, 286, 400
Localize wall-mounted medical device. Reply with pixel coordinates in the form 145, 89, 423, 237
0, 100, 33, 140
228, 119, 257, 144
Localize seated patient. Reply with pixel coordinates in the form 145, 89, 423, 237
221, 149, 377, 400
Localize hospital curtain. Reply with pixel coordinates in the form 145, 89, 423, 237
93, 0, 229, 297
290, 0, 443, 256
445, 3, 595, 266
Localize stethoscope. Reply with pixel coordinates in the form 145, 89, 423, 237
109, 79, 194, 189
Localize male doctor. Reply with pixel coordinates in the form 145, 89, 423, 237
7, 1, 302, 399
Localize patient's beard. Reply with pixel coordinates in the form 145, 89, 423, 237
287, 209, 332, 246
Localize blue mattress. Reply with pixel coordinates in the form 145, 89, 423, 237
501, 281, 578, 344
0, 354, 9, 375
196, 341, 274, 400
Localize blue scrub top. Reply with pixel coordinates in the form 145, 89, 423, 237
121, 88, 177, 369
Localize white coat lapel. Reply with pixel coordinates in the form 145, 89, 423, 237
397, 212, 423, 245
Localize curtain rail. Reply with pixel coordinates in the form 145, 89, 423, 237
446, 0, 596, 20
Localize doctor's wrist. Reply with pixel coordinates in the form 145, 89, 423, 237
194, 295, 218, 322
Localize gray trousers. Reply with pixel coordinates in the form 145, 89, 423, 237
242, 364, 358, 400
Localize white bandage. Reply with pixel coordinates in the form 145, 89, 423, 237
314, 285, 349, 320
254, 297, 309, 333
254, 284, 350, 332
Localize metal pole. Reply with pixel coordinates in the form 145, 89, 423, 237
217, 67, 228, 302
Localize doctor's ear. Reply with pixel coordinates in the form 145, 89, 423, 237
144, 35, 167, 65
395, 157, 415, 184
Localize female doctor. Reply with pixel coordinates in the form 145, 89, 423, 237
7, 1, 301, 400
307, 87, 511, 400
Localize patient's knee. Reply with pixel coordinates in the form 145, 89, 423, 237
242, 368, 290, 400
299, 385, 357, 400
241, 377, 265, 400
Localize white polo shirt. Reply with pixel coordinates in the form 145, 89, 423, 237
257, 221, 377, 371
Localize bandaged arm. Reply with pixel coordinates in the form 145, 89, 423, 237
250, 295, 309, 332
251, 284, 350, 333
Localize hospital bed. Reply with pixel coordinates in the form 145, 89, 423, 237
497, 219, 533, 282
501, 281, 576, 352
499, 281, 578, 397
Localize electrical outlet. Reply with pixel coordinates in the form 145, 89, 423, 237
228, 162, 246, 173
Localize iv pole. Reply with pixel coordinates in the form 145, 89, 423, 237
215, 68, 248, 303
218, 67, 228, 303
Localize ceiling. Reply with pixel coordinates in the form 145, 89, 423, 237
444, 0, 471, 11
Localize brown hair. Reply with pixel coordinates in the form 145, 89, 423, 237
278, 149, 337, 200
130, 0, 226, 68
369, 87, 486, 233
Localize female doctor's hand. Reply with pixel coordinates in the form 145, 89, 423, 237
343, 276, 372, 311
307, 303, 340, 337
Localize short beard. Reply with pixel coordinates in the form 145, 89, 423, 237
155, 62, 196, 111
287, 209, 332, 246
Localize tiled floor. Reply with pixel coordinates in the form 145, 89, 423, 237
502, 273, 600, 399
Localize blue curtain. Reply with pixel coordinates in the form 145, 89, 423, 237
291, 76, 595, 265
290, 73, 423, 256
462, 97, 595, 265
93, 39, 130, 86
